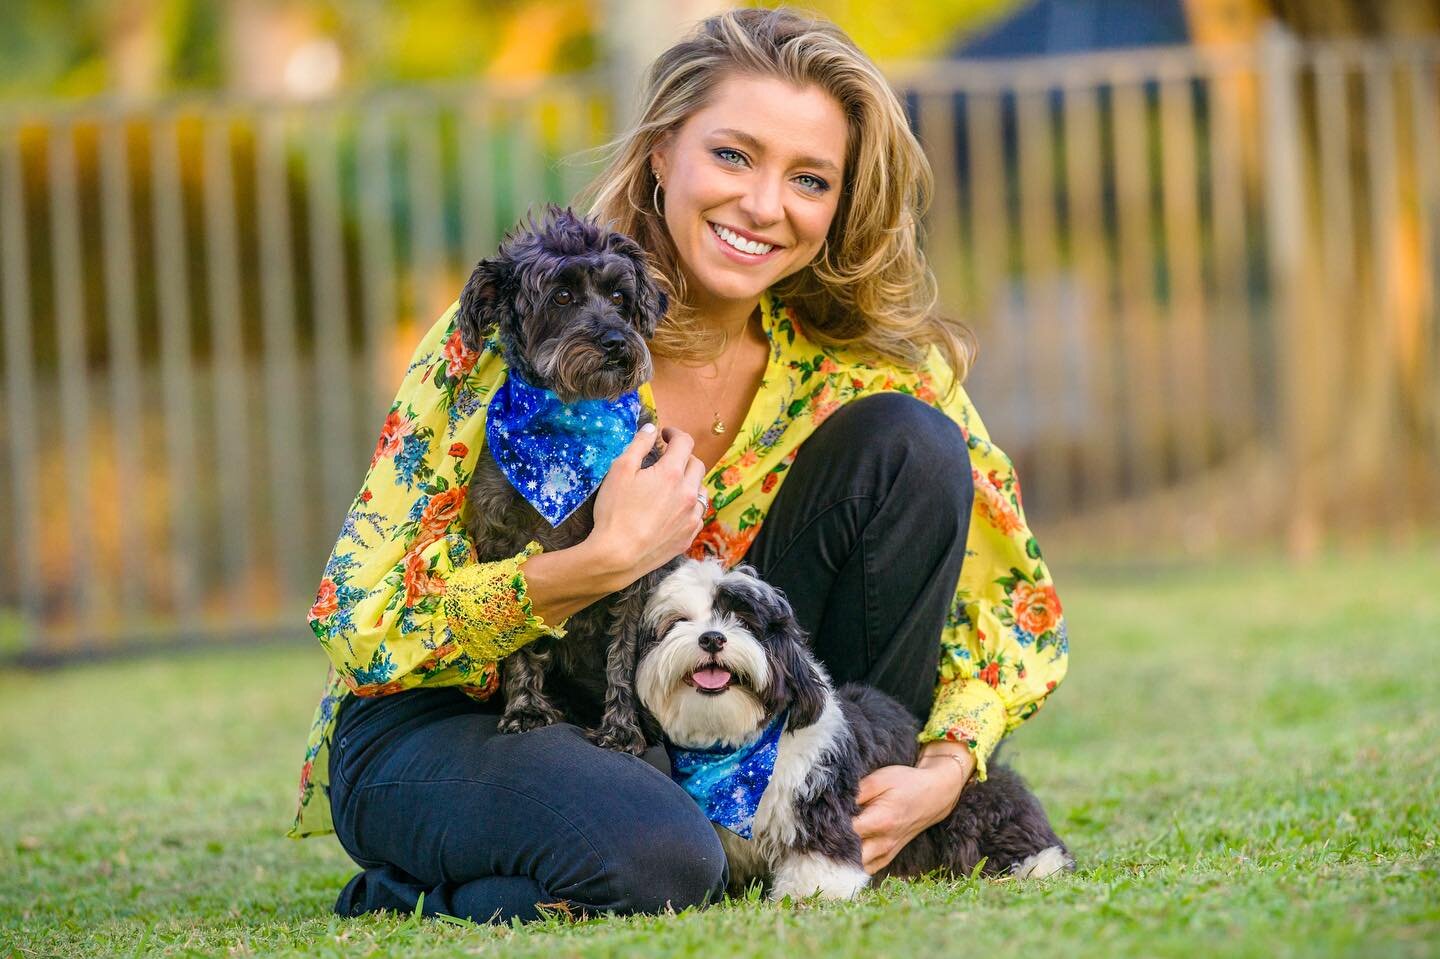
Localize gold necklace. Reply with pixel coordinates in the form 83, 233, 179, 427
695, 329, 745, 435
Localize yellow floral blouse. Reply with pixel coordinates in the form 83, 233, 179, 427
289, 289, 1068, 839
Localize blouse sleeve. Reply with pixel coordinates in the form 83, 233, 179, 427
304, 304, 566, 698
912, 366, 1070, 782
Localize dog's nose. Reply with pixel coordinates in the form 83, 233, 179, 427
599, 329, 627, 355
698, 631, 726, 653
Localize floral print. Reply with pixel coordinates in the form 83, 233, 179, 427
289, 290, 1068, 839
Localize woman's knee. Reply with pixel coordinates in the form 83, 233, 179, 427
807, 393, 974, 513
550, 787, 727, 914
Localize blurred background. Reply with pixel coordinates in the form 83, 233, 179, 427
0, 0, 1436, 662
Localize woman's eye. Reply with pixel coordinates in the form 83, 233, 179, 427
553, 289, 573, 305
609, 290, 625, 306
714, 148, 748, 166
795, 173, 830, 194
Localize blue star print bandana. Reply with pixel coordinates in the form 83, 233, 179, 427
485, 370, 642, 527
665, 711, 789, 839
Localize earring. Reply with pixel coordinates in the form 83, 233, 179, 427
652, 176, 664, 216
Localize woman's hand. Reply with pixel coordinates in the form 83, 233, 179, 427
586, 424, 707, 585
852, 741, 975, 874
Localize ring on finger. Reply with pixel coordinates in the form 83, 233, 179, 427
695, 489, 709, 512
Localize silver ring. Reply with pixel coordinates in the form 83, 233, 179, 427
695, 490, 709, 511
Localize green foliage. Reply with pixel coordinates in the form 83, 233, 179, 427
2, 546, 1437, 957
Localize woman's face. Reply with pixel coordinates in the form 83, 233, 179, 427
650, 73, 847, 317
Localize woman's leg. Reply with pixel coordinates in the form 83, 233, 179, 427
327, 687, 727, 923
744, 392, 975, 722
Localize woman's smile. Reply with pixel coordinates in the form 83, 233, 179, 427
707, 220, 782, 261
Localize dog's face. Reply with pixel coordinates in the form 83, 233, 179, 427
456, 206, 668, 403
636, 559, 828, 749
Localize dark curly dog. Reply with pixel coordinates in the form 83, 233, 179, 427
455, 205, 672, 754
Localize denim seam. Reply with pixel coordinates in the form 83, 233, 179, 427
760, 491, 878, 572
351, 776, 614, 902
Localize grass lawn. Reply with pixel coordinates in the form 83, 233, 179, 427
2, 546, 1437, 958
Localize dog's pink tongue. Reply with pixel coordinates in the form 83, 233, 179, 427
691, 666, 732, 690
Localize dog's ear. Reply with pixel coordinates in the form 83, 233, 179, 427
767, 614, 829, 732
605, 231, 668, 337
456, 257, 512, 352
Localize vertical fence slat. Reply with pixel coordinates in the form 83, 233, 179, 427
1062, 82, 1119, 506
1361, 53, 1403, 520
1, 130, 41, 638
918, 92, 966, 322
150, 115, 201, 621
202, 114, 257, 614
99, 116, 149, 620
1111, 78, 1164, 492
357, 109, 398, 422
1314, 53, 1355, 505
1158, 76, 1209, 477
407, 106, 449, 324
1015, 86, 1066, 512
459, 99, 496, 268
964, 92, 1008, 357
48, 122, 98, 630
305, 112, 356, 528
1207, 68, 1257, 455
255, 111, 308, 598
1411, 60, 1440, 456
1262, 28, 1322, 551
510, 104, 547, 225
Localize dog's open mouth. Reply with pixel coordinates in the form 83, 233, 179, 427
684, 665, 734, 695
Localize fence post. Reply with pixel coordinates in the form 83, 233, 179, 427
1259, 23, 1321, 558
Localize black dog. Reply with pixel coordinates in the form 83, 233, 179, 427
635, 559, 1074, 899
455, 206, 673, 753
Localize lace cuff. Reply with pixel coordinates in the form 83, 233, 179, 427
919, 677, 1007, 782
443, 541, 567, 661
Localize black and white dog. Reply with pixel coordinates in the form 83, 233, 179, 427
456, 206, 672, 753
636, 558, 1074, 900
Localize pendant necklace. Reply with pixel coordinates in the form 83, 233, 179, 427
696, 330, 744, 435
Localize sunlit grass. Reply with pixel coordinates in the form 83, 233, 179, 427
2, 546, 1436, 958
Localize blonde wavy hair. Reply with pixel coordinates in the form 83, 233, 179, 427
580, 6, 974, 382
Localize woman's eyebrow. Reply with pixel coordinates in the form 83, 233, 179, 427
710, 127, 841, 176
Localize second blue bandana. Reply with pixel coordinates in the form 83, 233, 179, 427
666, 711, 789, 839
485, 371, 641, 526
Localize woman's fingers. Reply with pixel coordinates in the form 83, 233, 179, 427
657, 427, 694, 472
613, 422, 658, 473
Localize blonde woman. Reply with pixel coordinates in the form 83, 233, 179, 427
293, 7, 1069, 922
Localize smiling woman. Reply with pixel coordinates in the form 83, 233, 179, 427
296, 7, 1068, 924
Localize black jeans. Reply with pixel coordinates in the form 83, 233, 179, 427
329, 392, 975, 922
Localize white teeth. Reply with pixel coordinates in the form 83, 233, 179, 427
711, 222, 773, 255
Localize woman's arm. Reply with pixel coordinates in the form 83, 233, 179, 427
852, 370, 1068, 874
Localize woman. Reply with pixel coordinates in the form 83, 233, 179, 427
292, 8, 1068, 923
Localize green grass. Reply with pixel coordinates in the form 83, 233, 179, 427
3, 547, 1438, 958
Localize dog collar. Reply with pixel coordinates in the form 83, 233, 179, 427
666, 710, 789, 839
484, 370, 641, 526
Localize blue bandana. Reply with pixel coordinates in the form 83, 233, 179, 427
665, 711, 788, 839
485, 371, 642, 526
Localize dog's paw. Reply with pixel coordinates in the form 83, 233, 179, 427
586, 725, 648, 755
769, 853, 870, 901
1011, 845, 1074, 879
497, 708, 562, 735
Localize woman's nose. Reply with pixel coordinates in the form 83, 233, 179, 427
737, 175, 784, 226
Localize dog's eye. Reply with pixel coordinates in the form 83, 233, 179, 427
609, 290, 625, 307
553, 289, 573, 305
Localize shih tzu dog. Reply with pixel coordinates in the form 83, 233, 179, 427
456, 205, 674, 753
635, 558, 1074, 900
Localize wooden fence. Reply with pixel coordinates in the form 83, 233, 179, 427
1, 31, 1437, 657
